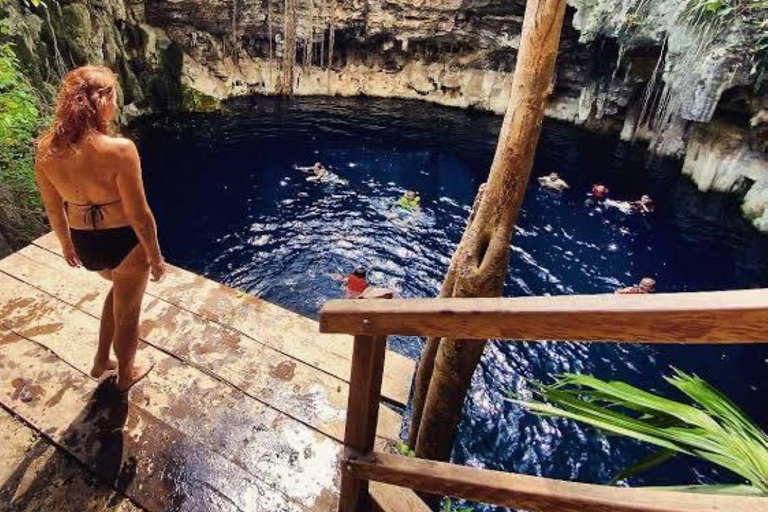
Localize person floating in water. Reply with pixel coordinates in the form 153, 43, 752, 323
632, 194, 655, 215
396, 190, 421, 212
306, 162, 329, 182
615, 277, 656, 295
538, 172, 570, 191
332, 268, 369, 298
605, 194, 654, 215
591, 184, 610, 200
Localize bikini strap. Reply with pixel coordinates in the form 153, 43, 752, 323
66, 200, 122, 229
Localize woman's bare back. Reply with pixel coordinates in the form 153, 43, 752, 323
40, 133, 135, 230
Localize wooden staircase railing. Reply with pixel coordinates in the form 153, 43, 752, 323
319, 290, 768, 512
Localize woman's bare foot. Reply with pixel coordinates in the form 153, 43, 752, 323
116, 364, 154, 393
90, 358, 118, 379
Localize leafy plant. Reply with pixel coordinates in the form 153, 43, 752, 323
683, 0, 737, 18
441, 499, 473, 512
0, 0, 48, 245
678, 0, 768, 91
394, 440, 416, 457
510, 369, 768, 496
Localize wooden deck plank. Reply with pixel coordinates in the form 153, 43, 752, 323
0, 271, 411, 511
0, 283, 341, 510
31, 233, 414, 407
0, 332, 310, 512
0, 406, 142, 512
0, 251, 402, 443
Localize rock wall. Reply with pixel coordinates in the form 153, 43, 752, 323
3, 0, 767, 230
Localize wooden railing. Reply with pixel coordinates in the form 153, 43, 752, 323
319, 290, 768, 512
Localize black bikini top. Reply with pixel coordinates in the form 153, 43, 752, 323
66, 200, 122, 229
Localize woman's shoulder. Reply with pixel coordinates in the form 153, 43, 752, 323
93, 135, 140, 166
99, 135, 138, 154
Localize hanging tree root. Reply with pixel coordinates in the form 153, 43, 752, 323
281, 0, 297, 95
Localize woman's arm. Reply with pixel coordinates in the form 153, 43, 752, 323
114, 139, 165, 280
35, 161, 81, 267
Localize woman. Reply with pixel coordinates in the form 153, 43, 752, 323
35, 66, 165, 392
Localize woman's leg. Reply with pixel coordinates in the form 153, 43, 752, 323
91, 288, 118, 378
111, 245, 152, 392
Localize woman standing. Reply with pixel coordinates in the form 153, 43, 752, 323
35, 66, 165, 392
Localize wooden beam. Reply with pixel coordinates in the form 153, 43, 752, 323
370, 482, 432, 512
338, 335, 388, 512
348, 452, 768, 512
320, 290, 768, 343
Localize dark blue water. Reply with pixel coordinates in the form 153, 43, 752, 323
133, 97, 768, 509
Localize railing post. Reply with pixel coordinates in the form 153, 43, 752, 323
338, 333, 388, 512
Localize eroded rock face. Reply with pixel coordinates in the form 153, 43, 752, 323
4, 0, 767, 230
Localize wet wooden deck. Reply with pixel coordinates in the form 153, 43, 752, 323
0, 233, 419, 512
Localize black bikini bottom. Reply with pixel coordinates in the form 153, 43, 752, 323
70, 226, 139, 271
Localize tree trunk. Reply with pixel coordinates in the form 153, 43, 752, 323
281, 0, 297, 95
409, 0, 568, 462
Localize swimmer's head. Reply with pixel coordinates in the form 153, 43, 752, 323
313, 162, 323, 170
406, 190, 417, 200
641, 194, 652, 204
639, 277, 656, 293
549, 172, 559, 180
352, 268, 367, 279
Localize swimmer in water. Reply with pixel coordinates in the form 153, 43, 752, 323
538, 172, 570, 191
591, 184, 610, 200
632, 194, 655, 214
306, 162, 329, 182
396, 190, 421, 212
615, 277, 656, 295
331, 267, 369, 298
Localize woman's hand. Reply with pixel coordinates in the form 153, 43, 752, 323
62, 243, 81, 268
149, 257, 167, 282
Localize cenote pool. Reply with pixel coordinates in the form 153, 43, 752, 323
133, 97, 768, 510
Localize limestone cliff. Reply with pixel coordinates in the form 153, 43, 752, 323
3, 0, 767, 230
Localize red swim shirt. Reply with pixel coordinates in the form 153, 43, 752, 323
347, 275, 368, 294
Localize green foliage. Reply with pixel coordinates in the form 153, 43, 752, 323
441, 499, 473, 512
750, 16, 768, 91
0, 37, 43, 210
510, 369, 768, 495
679, 0, 768, 91
683, 0, 737, 18
394, 440, 416, 457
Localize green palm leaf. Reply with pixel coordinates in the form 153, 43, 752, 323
510, 370, 768, 494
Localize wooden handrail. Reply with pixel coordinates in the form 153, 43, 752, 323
320, 289, 768, 343
348, 452, 767, 512
331, 290, 768, 512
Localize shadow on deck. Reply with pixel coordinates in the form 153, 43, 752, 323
0, 233, 416, 512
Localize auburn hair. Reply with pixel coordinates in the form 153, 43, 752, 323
38, 66, 117, 158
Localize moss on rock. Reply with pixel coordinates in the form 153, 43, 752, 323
181, 84, 220, 112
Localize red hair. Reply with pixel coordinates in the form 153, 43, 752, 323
38, 66, 117, 158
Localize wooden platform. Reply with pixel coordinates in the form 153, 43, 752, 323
0, 233, 419, 512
